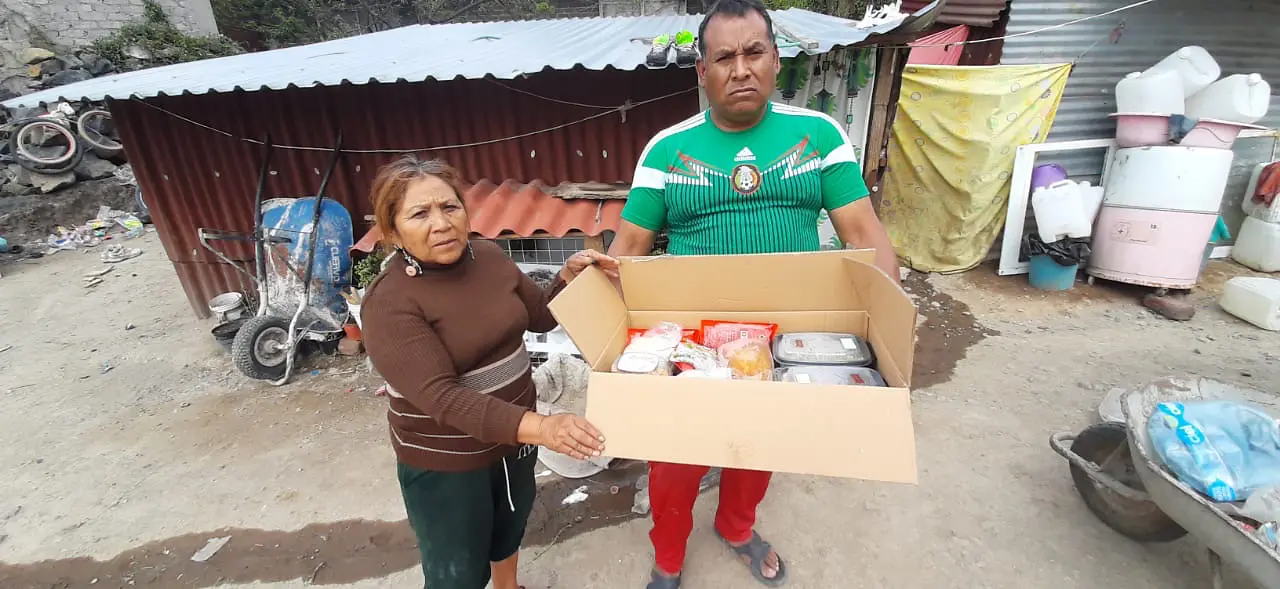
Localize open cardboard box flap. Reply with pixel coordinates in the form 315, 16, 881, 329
548, 250, 918, 483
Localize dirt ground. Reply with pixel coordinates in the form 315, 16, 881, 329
0, 232, 1277, 589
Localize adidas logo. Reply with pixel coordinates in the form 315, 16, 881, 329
734, 147, 755, 162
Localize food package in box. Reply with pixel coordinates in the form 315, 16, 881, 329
772, 332, 873, 366
717, 338, 774, 381
612, 352, 670, 376
775, 365, 887, 387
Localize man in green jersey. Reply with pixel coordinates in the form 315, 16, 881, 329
608, 0, 901, 587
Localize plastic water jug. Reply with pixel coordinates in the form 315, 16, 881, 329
1144, 46, 1221, 97
1115, 70, 1185, 114
1242, 161, 1280, 224
1032, 180, 1090, 241
1078, 181, 1104, 223
1219, 276, 1280, 331
1231, 216, 1280, 272
1186, 74, 1272, 125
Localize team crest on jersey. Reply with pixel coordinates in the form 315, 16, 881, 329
731, 163, 762, 195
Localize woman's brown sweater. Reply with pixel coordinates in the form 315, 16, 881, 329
361, 240, 565, 472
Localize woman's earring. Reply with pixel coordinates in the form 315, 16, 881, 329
399, 246, 422, 277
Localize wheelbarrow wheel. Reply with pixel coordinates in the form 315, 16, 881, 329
1070, 422, 1187, 543
232, 316, 292, 381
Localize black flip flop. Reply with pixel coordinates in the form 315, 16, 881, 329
717, 530, 788, 587
646, 568, 682, 589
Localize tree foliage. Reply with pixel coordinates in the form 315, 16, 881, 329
211, 0, 555, 50
89, 0, 243, 69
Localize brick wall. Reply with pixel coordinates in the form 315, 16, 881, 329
0, 0, 218, 69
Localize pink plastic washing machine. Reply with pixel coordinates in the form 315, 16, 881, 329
1086, 205, 1218, 289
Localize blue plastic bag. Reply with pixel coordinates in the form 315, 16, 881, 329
1148, 400, 1280, 502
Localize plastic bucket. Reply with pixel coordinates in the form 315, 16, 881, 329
212, 318, 247, 353
1028, 255, 1078, 291
1030, 163, 1068, 191
208, 292, 246, 322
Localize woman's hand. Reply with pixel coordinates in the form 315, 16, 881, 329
560, 250, 620, 283
518, 412, 606, 460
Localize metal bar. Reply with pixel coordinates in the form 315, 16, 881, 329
271, 131, 344, 387
252, 136, 274, 315
1048, 432, 1153, 503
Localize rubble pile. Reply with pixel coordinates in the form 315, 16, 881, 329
1, 47, 118, 102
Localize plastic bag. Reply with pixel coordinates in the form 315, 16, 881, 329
670, 340, 718, 372
624, 322, 684, 359
1243, 486, 1280, 524
1148, 400, 1280, 502
676, 367, 733, 379
701, 320, 778, 349
717, 338, 774, 381
612, 352, 670, 375
628, 327, 699, 345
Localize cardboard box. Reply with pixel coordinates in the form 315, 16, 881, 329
548, 249, 919, 483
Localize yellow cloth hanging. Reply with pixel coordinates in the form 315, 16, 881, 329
880, 63, 1072, 273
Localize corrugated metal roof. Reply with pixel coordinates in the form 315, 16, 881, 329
3, 5, 942, 109
350, 180, 623, 253
467, 179, 624, 238
110, 67, 687, 317
907, 25, 969, 65
903, 0, 1006, 26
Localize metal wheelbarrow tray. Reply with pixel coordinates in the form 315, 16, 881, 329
1050, 377, 1280, 588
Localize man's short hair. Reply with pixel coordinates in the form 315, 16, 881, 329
696, 0, 777, 57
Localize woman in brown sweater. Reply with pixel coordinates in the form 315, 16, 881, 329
360, 156, 615, 589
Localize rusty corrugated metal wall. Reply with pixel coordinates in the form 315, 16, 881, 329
109, 67, 698, 317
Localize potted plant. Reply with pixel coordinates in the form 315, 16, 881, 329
347, 249, 388, 330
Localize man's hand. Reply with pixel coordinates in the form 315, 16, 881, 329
828, 198, 901, 285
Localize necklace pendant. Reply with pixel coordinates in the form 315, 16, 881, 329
404, 265, 418, 277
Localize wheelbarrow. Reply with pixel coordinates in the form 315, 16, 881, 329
1050, 377, 1280, 588
196, 134, 354, 385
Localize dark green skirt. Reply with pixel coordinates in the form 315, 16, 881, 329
397, 444, 538, 589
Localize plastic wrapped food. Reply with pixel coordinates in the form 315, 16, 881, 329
717, 338, 774, 381
772, 332, 874, 366
629, 327, 700, 345
612, 352, 670, 376
701, 320, 779, 348
774, 365, 887, 387
670, 340, 719, 372
676, 367, 733, 379
623, 322, 685, 360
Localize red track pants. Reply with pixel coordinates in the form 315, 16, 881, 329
648, 461, 773, 575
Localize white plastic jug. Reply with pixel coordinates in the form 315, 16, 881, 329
1186, 73, 1272, 125
1032, 180, 1090, 242
1242, 161, 1280, 224
1219, 276, 1280, 331
1078, 181, 1104, 223
1115, 70, 1185, 114
1231, 215, 1280, 272
1144, 46, 1221, 97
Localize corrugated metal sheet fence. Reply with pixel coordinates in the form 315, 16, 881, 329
1000, 0, 1280, 179
110, 67, 699, 316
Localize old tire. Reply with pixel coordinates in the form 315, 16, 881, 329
10, 119, 83, 173
232, 315, 291, 381
1069, 422, 1187, 543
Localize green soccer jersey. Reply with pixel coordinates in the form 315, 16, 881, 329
622, 102, 870, 255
